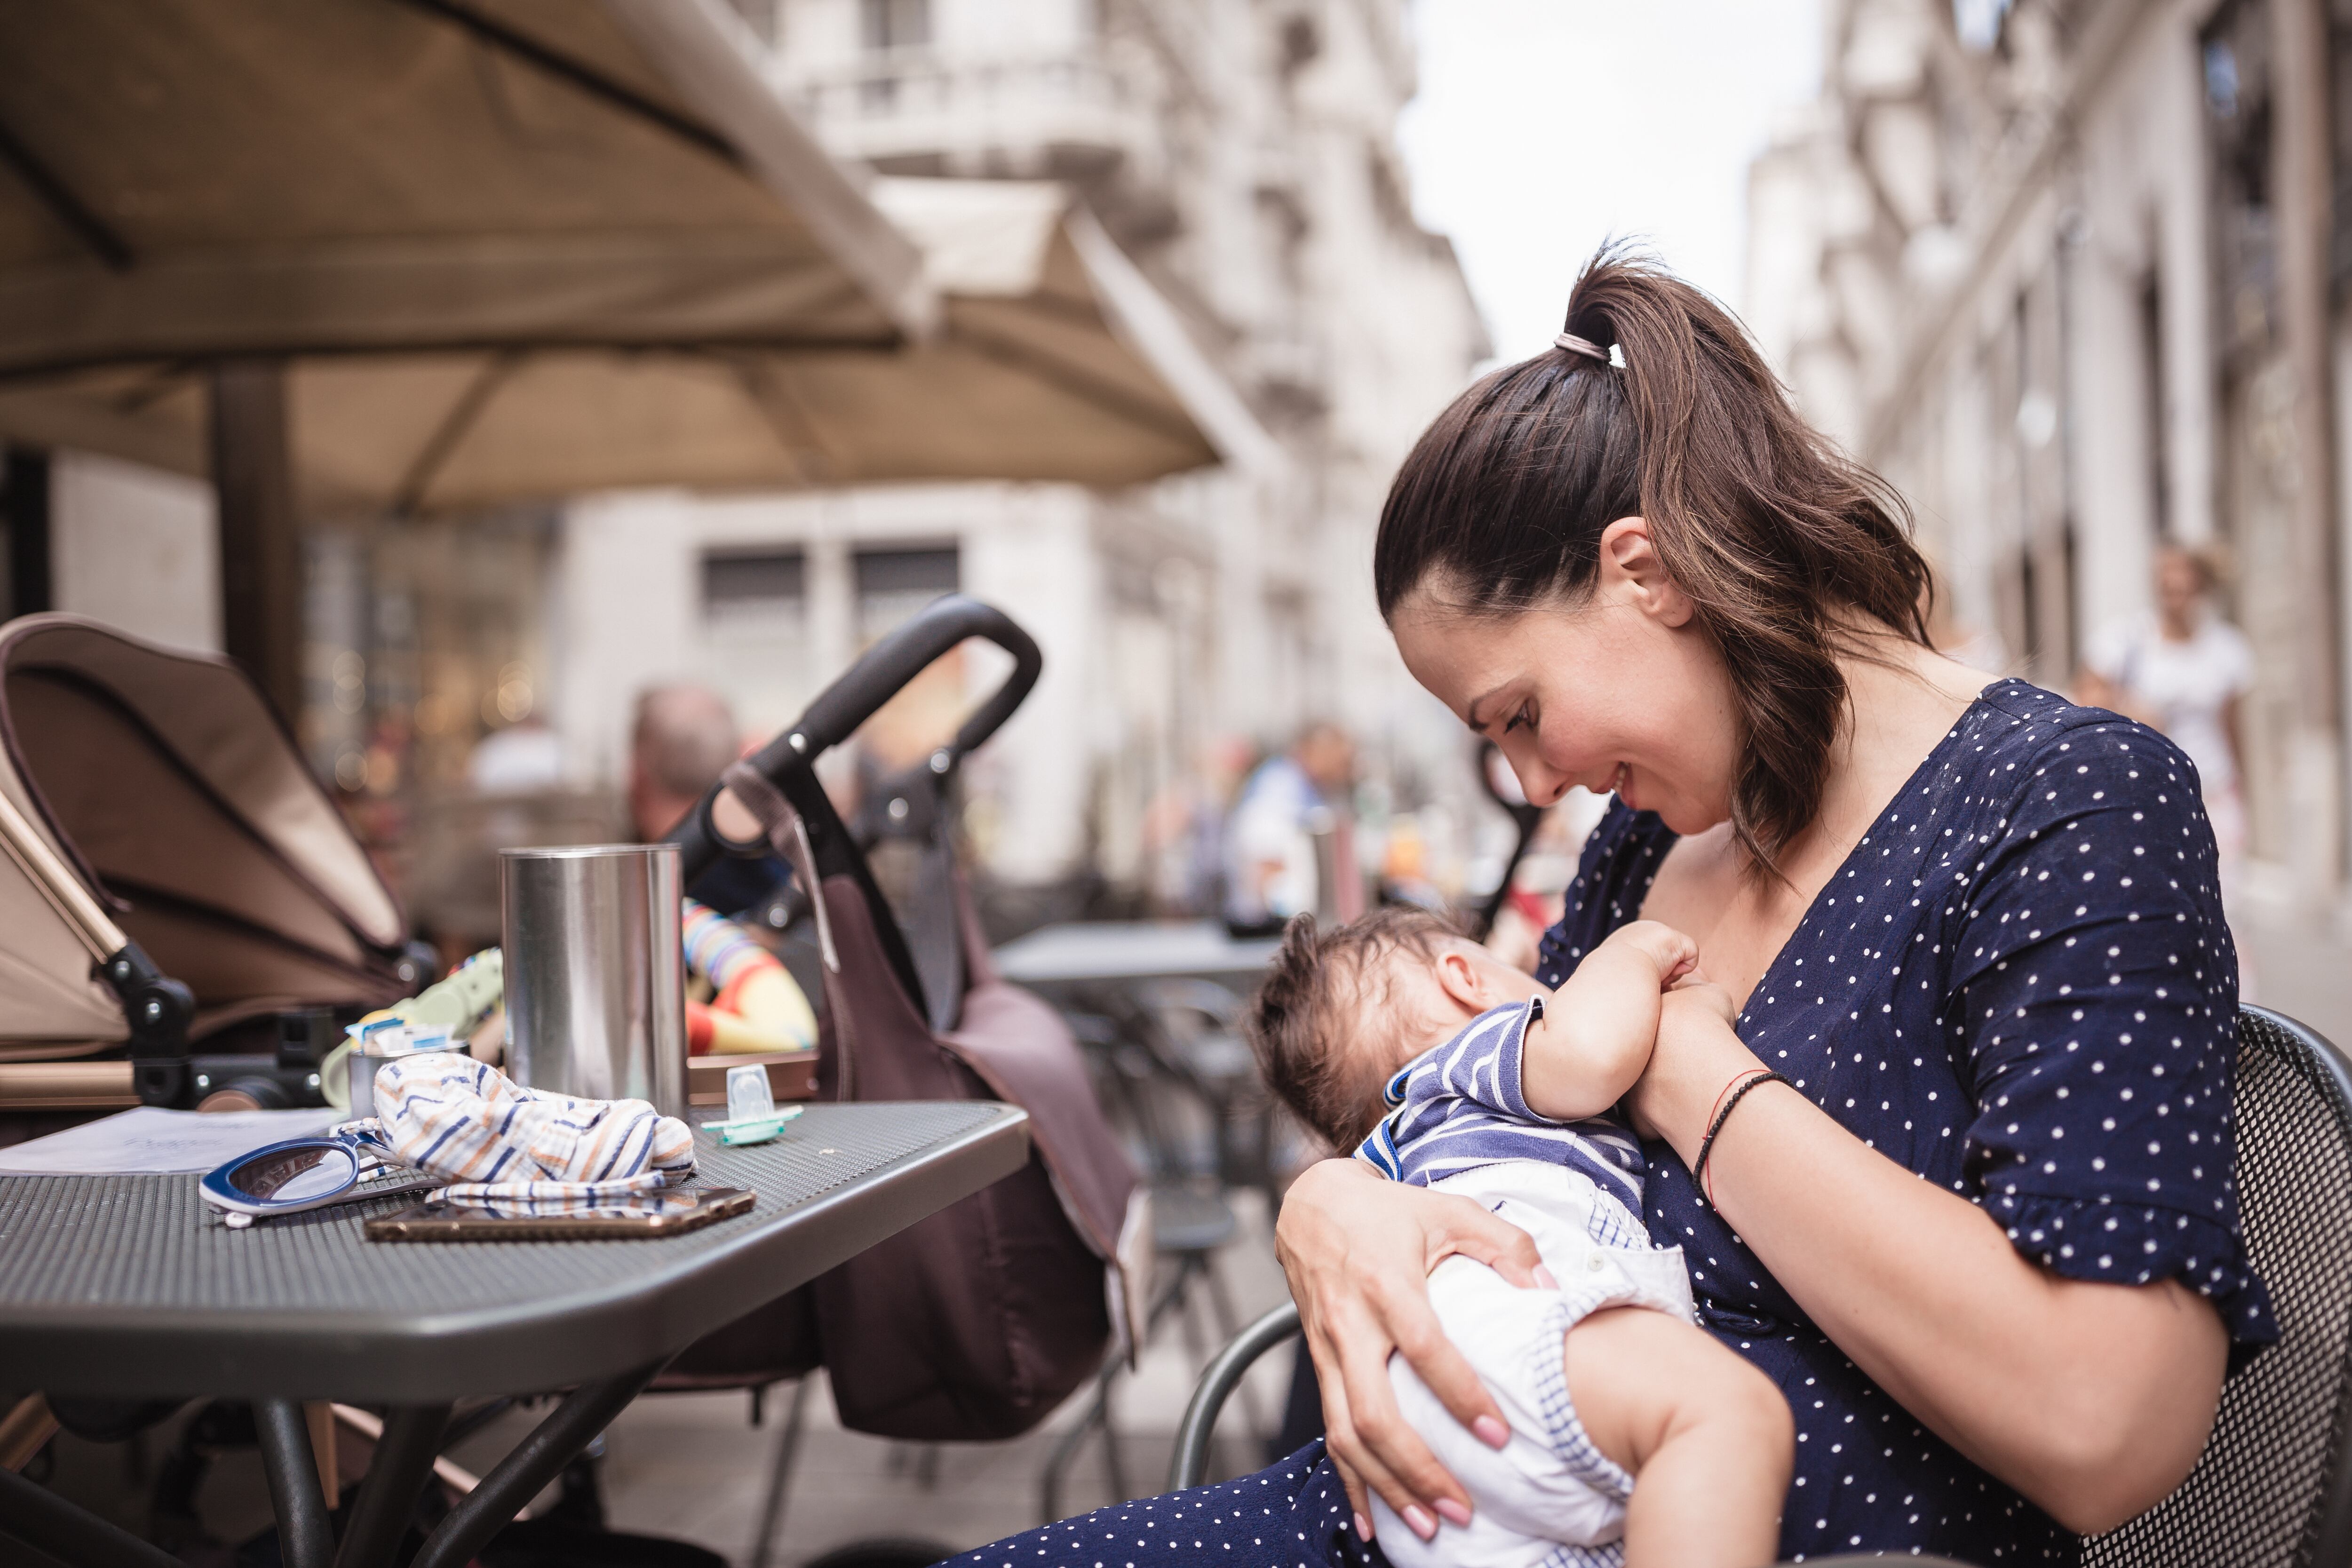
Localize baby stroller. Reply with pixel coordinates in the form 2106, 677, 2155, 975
668, 594, 1144, 1450
0, 614, 420, 1113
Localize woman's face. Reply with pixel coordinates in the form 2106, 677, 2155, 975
1389, 517, 1744, 836
2155, 550, 2206, 621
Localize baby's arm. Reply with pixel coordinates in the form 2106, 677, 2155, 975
1520, 920, 1696, 1122
1567, 1306, 1792, 1568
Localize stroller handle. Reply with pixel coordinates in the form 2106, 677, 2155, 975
672, 594, 1042, 884
759, 593, 1041, 776
1470, 739, 1548, 941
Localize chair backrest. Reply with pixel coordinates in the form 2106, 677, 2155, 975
2086, 1005, 2352, 1568
1169, 1300, 1299, 1491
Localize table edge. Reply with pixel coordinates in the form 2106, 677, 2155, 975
0, 1102, 1030, 1402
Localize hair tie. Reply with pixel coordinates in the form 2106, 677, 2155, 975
1553, 331, 1625, 369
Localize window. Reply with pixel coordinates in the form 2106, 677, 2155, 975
701, 549, 810, 740
859, 0, 930, 52
2202, 0, 2277, 364
1952, 0, 2014, 52
854, 545, 958, 644
2138, 271, 2170, 541
703, 549, 806, 613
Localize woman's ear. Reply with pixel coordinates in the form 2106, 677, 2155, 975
1597, 516, 1694, 628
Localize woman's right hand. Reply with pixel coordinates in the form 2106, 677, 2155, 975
1273, 1157, 1547, 1539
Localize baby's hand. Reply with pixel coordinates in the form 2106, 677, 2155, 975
1663, 975, 1737, 1026
1599, 919, 1700, 988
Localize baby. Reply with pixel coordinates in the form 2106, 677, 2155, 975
1248, 908, 1792, 1568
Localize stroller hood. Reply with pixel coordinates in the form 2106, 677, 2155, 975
0, 614, 407, 1054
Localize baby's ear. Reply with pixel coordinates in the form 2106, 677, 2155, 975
1431, 944, 1487, 1009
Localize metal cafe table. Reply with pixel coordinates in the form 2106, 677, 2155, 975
0, 1100, 1028, 1568
991, 918, 1283, 995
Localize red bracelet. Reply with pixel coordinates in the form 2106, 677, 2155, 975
1702, 1066, 1766, 1142
1695, 1069, 1789, 1207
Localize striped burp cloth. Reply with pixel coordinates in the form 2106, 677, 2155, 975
370, 1053, 696, 1205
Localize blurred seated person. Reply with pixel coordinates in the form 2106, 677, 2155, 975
630, 683, 787, 918
1224, 721, 1359, 935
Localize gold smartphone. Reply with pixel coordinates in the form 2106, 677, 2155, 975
364, 1187, 755, 1241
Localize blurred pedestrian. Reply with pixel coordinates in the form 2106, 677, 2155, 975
629, 683, 784, 917
1143, 736, 1255, 915
2077, 544, 2249, 882
1223, 721, 1359, 933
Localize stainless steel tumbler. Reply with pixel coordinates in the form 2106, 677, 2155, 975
500, 843, 687, 1118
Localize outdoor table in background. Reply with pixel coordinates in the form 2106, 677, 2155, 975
990, 918, 1282, 997
993, 917, 1287, 1217
0, 1101, 1028, 1568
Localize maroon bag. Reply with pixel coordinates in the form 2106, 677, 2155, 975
665, 597, 1142, 1440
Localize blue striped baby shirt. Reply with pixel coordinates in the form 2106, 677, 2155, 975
1355, 998, 1645, 1216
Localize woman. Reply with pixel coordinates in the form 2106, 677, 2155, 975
949, 251, 2267, 1567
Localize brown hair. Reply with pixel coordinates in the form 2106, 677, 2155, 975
1373, 245, 1933, 878
1243, 907, 1456, 1151
2156, 541, 2223, 595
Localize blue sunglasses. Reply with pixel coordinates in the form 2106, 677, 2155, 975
200, 1123, 443, 1228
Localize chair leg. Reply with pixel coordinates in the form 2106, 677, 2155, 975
1147, 1252, 1200, 1330
255, 1400, 333, 1568
0, 1395, 56, 1473
333, 1405, 451, 1568
1039, 1360, 1118, 1523
747, 1377, 811, 1568
1097, 1376, 1128, 1505
1200, 1259, 1268, 1442
1173, 1256, 1213, 1368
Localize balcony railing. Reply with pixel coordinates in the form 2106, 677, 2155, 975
783, 53, 1155, 173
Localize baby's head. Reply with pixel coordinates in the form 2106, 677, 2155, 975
1244, 907, 1549, 1151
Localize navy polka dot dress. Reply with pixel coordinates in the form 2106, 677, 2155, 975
1536, 679, 2273, 1563
945, 680, 2273, 1568
941, 1439, 1370, 1568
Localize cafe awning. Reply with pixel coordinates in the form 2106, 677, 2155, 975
0, 0, 1262, 707
0, 0, 931, 371
0, 179, 1267, 512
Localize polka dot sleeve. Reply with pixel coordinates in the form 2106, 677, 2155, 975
1947, 718, 2276, 1349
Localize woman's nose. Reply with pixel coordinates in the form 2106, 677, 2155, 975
1500, 741, 1569, 807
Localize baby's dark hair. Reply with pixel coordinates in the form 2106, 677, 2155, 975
1243, 906, 1459, 1152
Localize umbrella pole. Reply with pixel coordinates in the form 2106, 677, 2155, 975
208, 361, 302, 723
0, 448, 50, 616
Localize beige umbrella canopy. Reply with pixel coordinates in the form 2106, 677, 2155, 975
0, 0, 929, 368
0, 179, 1261, 513
0, 0, 1253, 705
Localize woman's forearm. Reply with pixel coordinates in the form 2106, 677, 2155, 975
1661, 1075, 2225, 1531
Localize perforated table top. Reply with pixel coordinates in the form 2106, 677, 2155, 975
0, 1100, 1026, 1402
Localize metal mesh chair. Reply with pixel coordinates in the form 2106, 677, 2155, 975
1171, 1006, 2352, 1568
2082, 1004, 2352, 1568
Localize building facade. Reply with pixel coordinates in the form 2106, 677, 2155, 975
1747, 0, 2352, 915
548, 0, 1487, 902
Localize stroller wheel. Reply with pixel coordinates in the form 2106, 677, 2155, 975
195, 1081, 299, 1114
196, 1075, 297, 1112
